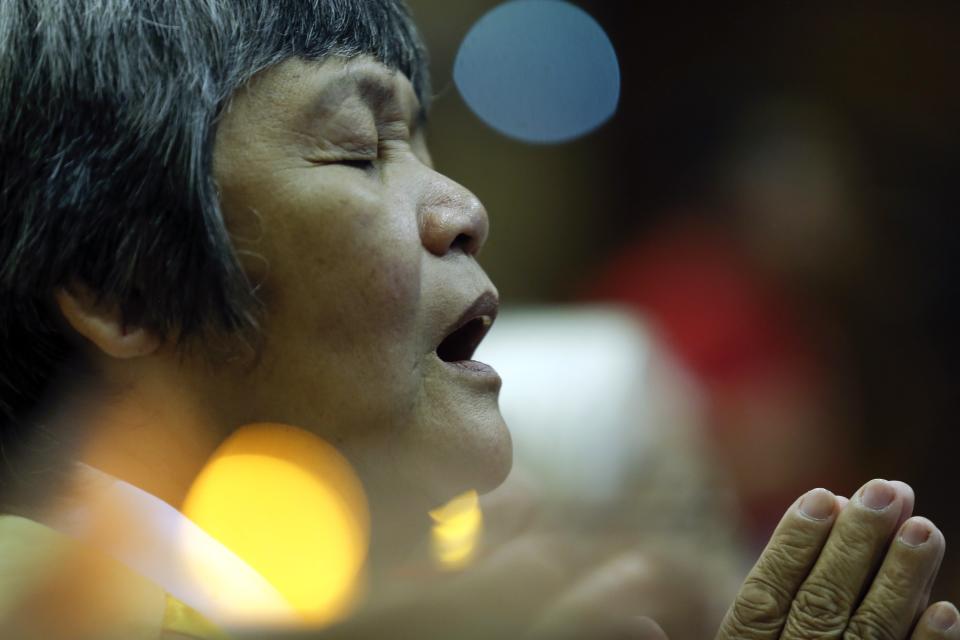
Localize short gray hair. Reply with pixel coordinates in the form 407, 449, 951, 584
0, 0, 430, 495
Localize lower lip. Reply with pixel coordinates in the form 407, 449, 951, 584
443, 359, 501, 385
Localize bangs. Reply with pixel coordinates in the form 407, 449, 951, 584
240, 0, 432, 110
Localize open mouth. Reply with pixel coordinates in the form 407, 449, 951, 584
437, 315, 494, 364
435, 291, 499, 370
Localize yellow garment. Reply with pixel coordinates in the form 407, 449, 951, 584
0, 515, 227, 639
163, 595, 231, 640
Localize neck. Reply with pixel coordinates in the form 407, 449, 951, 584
71, 374, 224, 509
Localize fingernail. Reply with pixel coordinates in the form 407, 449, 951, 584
860, 480, 896, 510
800, 488, 835, 520
900, 518, 932, 547
930, 602, 958, 631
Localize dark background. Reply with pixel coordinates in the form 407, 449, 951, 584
410, 0, 960, 601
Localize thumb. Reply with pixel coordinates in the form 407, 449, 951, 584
616, 616, 670, 640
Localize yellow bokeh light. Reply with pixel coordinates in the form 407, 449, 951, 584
429, 490, 483, 571
182, 423, 369, 629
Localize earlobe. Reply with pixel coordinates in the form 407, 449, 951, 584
54, 286, 161, 359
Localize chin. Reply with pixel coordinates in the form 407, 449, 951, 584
446, 406, 512, 499
393, 402, 513, 509
459, 410, 513, 496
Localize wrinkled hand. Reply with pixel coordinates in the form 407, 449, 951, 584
718, 479, 957, 640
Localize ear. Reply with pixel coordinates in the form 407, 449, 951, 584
54, 285, 161, 359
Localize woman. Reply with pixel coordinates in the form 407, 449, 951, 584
0, 1, 955, 638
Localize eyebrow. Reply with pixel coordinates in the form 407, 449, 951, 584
351, 69, 428, 128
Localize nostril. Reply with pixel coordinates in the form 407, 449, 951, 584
451, 233, 472, 253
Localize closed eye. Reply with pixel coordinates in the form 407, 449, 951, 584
338, 159, 375, 171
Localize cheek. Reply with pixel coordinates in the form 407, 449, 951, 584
257, 183, 427, 413
219, 162, 434, 438
255, 174, 423, 343
318, 212, 423, 352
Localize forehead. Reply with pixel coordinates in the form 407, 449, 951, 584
227, 56, 425, 129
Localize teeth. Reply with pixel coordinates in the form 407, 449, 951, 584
437, 315, 493, 364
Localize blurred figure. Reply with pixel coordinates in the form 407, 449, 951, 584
586, 100, 867, 545
474, 307, 745, 639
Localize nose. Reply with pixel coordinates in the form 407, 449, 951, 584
418, 175, 489, 257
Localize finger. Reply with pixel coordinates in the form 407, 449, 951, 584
624, 617, 670, 640
781, 479, 907, 639
911, 602, 960, 640
844, 517, 945, 640
452, 532, 573, 628
527, 553, 673, 640
479, 467, 542, 548
715, 487, 839, 640
889, 480, 916, 530
915, 523, 947, 624
835, 480, 912, 523
528, 552, 657, 638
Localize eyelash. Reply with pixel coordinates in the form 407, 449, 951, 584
339, 159, 376, 171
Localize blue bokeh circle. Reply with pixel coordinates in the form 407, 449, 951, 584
454, 0, 620, 144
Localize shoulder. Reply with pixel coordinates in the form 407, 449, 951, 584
0, 514, 168, 640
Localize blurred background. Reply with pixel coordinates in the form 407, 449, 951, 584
409, 0, 960, 612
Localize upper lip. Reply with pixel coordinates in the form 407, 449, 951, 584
435, 291, 499, 362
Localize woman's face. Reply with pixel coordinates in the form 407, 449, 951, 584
209, 56, 510, 512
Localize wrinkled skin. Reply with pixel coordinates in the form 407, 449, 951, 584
717, 479, 954, 640
210, 57, 511, 515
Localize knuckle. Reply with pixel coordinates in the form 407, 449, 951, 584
842, 575, 917, 640
728, 576, 790, 633
876, 554, 922, 597
786, 580, 851, 635
780, 515, 829, 543
844, 608, 900, 640
762, 538, 811, 574
751, 534, 820, 591
830, 530, 874, 561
